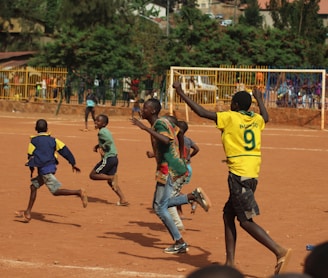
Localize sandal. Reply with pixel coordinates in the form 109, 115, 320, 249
274, 248, 292, 275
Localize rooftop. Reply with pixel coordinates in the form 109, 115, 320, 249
257, 0, 328, 14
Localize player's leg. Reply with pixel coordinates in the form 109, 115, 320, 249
106, 159, 128, 205
168, 206, 184, 231
223, 210, 237, 267
153, 177, 188, 253
90, 157, 128, 205
45, 174, 88, 208
108, 176, 128, 206
240, 219, 287, 256
21, 183, 38, 221
232, 173, 291, 273
16, 176, 43, 222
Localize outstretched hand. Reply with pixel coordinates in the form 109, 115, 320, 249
93, 145, 99, 152
173, 81, 183, 92
72, 165, 81, 173
252, 87, 263, 100
131, 117, 147, 130
146, 151, 155, 158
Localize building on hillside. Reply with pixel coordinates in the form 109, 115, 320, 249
196, 0, 328, 32
1, 18, 45, 34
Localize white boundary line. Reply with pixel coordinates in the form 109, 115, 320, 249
0, 258, 184, 278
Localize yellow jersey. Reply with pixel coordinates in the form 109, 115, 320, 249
216, 110, 265, 178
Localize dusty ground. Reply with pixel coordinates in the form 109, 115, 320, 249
0, 111, 327, 278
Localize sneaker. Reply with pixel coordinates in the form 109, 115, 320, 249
192, 187, 211, 212
164, 242, 189, 254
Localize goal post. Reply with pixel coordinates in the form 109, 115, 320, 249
168, 66, 326, 130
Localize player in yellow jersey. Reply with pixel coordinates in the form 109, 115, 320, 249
173, 82, 291, 275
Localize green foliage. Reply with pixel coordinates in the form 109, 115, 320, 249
2, 0, 328, 72
29, 24, 147, 78
239, 0, 263, 28
268, 0, 327, 44
58, 0, 122, 30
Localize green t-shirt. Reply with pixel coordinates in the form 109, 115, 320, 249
98, 127, 117, 158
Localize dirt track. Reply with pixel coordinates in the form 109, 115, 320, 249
0, 111, 327, 278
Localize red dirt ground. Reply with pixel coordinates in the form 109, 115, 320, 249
0, 111, 327, 278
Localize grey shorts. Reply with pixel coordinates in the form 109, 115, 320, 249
31, 174, 61, 194
223, 172, 259, 222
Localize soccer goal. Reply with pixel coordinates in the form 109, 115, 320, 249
168, 66, 327, 129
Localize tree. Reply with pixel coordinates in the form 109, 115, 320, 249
239, 0, 263, 28
58, 0, 134, 31
1, 0, 327, 71
268, 0, 327, 44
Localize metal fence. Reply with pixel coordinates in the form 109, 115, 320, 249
1, 66, 326, 111
167, 66, 327, 110
0, 66, 164, 106
0, 66, 68, 102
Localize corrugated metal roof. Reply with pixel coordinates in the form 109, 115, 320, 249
257, 0, 328, 15
0, 51, 36, 60
0, 59, 29, 69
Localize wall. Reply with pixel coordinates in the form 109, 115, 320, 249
0, 100, 326, 129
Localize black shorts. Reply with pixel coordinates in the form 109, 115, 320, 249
223, 172, 259, 222
94, 156, 118, 175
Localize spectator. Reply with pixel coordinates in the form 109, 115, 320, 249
64, 75, 72, 104
143, 74, 154, 102
109, 77, 118, 106
122, 76, 131, 107
304, 241, 328, 278
98, 74, 106, 105
131, 77, 140, 99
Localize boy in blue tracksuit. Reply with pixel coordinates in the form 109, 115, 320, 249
15, 119, 88, 223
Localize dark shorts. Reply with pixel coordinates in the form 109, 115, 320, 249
94, 156, 118, 175
223, 172, 260, 222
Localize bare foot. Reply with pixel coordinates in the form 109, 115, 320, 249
80, 189, 88, 208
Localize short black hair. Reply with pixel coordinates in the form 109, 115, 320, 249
232, 91, 252, 111
146, 98, 161, 115
35, 119, 48, 132
98, 114, 109, 125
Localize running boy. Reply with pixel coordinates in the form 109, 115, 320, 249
173, 82, 291, 274
177, 120, 200, 215
16, 119, 88, 223
131, 98, 212, 254
89, 114, 129, 206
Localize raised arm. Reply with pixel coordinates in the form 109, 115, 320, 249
131, 118, 171, 145
173, 82, 217, 123
252, 87, 269, 123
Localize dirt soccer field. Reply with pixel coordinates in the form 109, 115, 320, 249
0, 111, 327, 278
